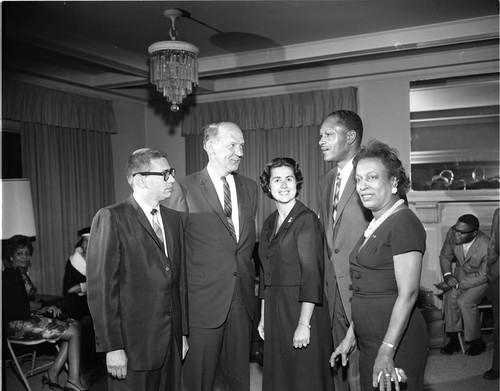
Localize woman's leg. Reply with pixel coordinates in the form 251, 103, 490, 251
47, 341, 69, 382
63, 321, 88, 388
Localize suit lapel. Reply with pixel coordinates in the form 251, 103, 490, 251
334, 172, 356, 230
160, 207, 173, 264
127, 196, 169, 264
322, 169, 336, 252
234, 174, 247, 240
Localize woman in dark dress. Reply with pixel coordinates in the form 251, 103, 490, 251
330, 141, 428, 391
258, 157, 334, 391
3, 235, 89, 391
63, 227, 92, 327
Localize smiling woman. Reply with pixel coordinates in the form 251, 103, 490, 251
330, 140, 428, 391
257, 157, 334, 391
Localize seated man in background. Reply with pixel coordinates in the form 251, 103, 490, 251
437, 214, 489, 356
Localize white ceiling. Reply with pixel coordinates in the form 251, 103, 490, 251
3, 1, 499, 103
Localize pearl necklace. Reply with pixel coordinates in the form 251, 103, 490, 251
364, 199, 405, 238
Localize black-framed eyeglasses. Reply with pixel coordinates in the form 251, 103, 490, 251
452, 226, 475, 235
133, 168, 176, 182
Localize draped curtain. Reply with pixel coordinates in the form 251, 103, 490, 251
3, 80, 116, 295
183, 87, 357, 233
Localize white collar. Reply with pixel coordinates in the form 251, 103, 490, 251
69, 247, 86, 276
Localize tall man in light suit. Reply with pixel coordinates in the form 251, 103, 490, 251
87, 148, 189, 391
318, 110, 371, 391
166, 121, 258, 391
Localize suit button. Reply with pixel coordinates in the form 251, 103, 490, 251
348, 284, 353, 291
354, 286, 360, 292
233, 272, 238, 276
334, 249, 339, 254
166, 267, 170, 272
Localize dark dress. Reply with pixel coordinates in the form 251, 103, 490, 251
3, 265, 74, 341
259, 201, 334, 391
350, 208, 428, 390
63, 258, 91, 321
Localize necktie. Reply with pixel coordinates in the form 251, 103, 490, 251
151, 209, 165, 251
332, 172, 342, 222
221, 176, 237, 241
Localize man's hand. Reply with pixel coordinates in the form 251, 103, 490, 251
434, 282, 453, 292
444, 274, 459, 287
106, 349, 127, 379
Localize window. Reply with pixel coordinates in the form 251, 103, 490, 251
410, 74, 499, 191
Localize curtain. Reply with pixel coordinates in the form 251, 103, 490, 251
184, 87, 357, 234
3, 80, 116, 295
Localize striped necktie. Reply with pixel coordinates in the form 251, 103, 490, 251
332, 172, 342, 222
151, 209, 165, 250
221, 176, 237, 241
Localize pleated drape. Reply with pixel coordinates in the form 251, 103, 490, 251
184, 87, 358, 234
3, 80, 116, 295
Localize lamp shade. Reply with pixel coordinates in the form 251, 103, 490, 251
1, 179, 36, 239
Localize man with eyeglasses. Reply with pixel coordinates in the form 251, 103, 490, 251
87, 148, 188, 391
437, 214, 489, 356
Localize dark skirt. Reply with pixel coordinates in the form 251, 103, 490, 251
352, 294, 428, 391
262, 285, 334, 391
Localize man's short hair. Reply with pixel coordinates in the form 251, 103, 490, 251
125, 148, 168, 186
458, 214, 480, 231
324, 110, 364, 145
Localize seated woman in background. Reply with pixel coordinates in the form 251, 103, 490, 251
3, 235, 90, 391
63, 227, 92, 328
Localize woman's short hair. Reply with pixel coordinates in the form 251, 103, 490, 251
259, 157, 303, 199
354, 140, 410, 196
6, 235, 34, 258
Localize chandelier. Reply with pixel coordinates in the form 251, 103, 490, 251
148, 9, 199, 112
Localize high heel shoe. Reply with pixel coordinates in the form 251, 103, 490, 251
64, 380, 91, 391
41, 373, 64, 390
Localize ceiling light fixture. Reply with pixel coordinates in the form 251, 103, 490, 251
148, 9, 199, 112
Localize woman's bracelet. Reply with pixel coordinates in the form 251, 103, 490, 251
298, 321, 311, 329
382, 341, 396, 350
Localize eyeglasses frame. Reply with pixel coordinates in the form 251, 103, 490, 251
133, 168, 176, 182
452, 226, 476, 235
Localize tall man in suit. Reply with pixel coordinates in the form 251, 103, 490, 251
166, 121, 258, 391
318, 110, 371, 391
87, 148, 189, 391
439, 214, 489, 356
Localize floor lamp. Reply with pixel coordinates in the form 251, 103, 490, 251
1, 178, 37, 244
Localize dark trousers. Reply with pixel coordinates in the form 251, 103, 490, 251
108, 325, 181, 391
488, 276, 499, 371
183, 281, 252, 391
332, 285, 361, 391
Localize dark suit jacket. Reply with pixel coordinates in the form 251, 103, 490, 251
165, 168, 258, 328
87, 195, 188, 371
319, 167, 371, 323
440, 228, 489, 290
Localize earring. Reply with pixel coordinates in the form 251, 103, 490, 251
391, 187, 397, 194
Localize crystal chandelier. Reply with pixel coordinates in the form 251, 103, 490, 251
148, 9, 199, 112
